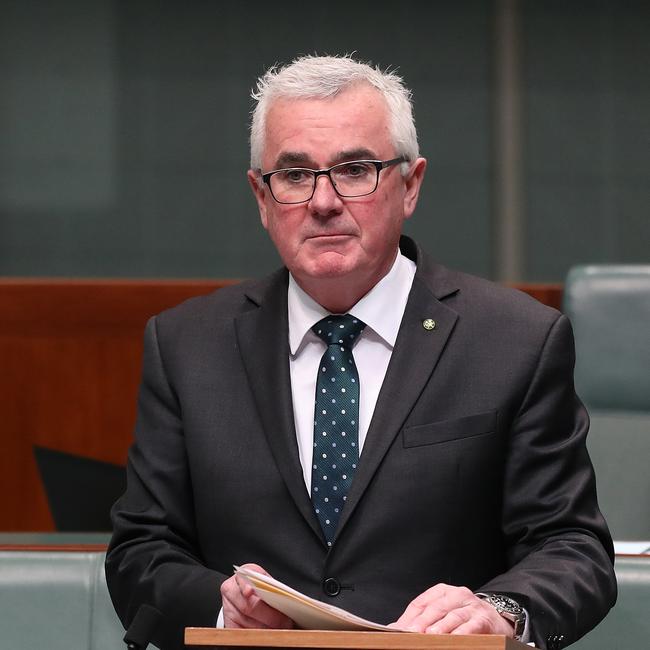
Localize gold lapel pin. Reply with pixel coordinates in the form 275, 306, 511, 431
422, 318, 436, 331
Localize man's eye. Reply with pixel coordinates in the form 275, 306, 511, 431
280, 169, 310, 183
341, 163, 371, 177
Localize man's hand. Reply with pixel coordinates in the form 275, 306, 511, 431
220, 563, 295, 629
390, 584, 514, 635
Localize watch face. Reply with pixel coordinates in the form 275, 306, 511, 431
491, 594, 524, 616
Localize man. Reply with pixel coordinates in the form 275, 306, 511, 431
106, 55, 616, 650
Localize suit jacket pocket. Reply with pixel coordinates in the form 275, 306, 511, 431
402, 410, 497, 448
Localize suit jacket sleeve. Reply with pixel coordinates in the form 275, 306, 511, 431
106, 316, 225, 650
478, 313, 616, 648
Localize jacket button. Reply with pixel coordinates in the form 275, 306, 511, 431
323, 577, 341, 596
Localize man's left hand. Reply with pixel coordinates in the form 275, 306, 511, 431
389, 584, 515, 635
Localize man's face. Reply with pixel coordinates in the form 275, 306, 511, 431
248, 84, 426, 301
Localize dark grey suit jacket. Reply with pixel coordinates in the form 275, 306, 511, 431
106, 237, 616, 650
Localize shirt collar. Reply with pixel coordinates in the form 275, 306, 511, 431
288, 251, 416, 355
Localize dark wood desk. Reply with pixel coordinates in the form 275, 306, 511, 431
184, 629, 528, 650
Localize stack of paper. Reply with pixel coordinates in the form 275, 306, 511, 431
234, 566, 401, 632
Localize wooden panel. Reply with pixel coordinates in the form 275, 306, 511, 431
184, 629, 526, 650
0, 279, 236, 531
507, 283, 563, 312
0, 279, 561, 531
0, 544, 108, 552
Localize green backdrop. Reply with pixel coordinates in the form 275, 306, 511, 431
1, 0, 647, 281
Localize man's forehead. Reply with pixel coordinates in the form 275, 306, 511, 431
263, 86, 391, 168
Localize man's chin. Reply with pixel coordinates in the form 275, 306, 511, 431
301, 252, 358, 280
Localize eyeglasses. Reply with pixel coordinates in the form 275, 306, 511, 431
261, 156, 409, 204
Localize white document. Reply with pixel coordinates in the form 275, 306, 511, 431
613, 540, 650, 554
234, 566, 402, 632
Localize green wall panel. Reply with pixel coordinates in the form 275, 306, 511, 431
0, 0, 494, 279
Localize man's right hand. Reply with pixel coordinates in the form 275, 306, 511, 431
220, 563, 295, 629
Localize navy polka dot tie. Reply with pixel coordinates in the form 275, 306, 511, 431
311, 314, 366, 545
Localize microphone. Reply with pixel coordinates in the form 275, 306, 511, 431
123, 604, 163, 650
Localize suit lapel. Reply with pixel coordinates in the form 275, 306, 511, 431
235, 271, 323, 542
335, 244, 460, 539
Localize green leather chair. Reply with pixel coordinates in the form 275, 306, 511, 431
563, 265, 650, 540
0, 549, 127, 650
0, 534, 161, 650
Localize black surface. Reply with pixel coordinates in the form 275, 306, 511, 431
34, 445, 126, 532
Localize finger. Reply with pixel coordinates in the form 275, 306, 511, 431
222, 564, 268, 608
223, 600, 270, 629
221, 574, 250, 606
223, 590, 287, 629
232, 563, 275, 600
222, 589, 257, 628
392, 585, 445, 630
445, 614, 512, 636
426, 600, 511, 636
409, 602, 455, 633
221, 575, 262, 627
395, 584, 474, 632
222, 570, 294, 629
426, 606, 475, 634
235, 572, 258, 599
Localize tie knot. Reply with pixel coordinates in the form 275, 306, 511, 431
312, 314, 366, 348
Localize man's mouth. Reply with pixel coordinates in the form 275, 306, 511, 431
308, 233, 353, 240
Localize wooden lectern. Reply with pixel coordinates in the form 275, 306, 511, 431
184, 629, 530, 650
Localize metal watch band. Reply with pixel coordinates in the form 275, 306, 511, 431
475, 592, 526, 641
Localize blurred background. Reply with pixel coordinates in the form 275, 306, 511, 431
1, 0, 648, 283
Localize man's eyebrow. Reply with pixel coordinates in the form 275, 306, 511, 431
332, 148, 378, 163
273, 152, 315, 169
272, 148, 380, 170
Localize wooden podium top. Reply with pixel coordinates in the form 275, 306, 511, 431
184, 629, 529, 650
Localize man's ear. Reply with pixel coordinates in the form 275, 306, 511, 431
402, 157, 427, 219
247, 169, 269, 229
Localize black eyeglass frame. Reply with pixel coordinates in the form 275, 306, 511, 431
260, 156, 409, 204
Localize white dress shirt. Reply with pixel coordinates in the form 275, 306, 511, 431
288, 252, 416, 492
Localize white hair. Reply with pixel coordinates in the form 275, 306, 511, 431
249, 54, 419, 172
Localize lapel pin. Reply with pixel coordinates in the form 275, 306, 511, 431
422, 318, 436, 331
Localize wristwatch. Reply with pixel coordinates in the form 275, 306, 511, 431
475, 593, 526, 641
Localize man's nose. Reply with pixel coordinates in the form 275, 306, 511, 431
308, 174, 343, 215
